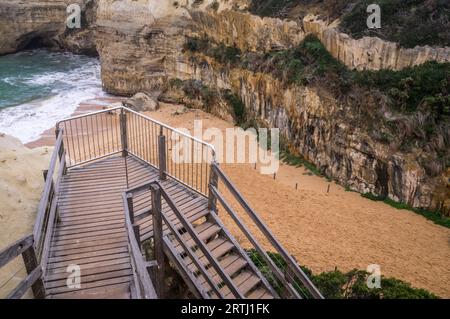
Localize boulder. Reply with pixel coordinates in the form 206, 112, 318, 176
124, 92, 159, 112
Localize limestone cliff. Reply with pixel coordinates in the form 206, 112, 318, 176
0, 0, 96, 55
1, 0, 448, 213
176, 53, 449, 212
95, 0, 189, 95
191, 9, 450, 71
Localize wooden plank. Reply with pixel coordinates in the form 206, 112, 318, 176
161, 206, 223, 298
45, 261, 131, 282
56, 218, 124, 232
46, 252, 131, 272
47, 257, 131, 276
52, 226, 126, 242
50, 230, 127, 247
34, 130, 64, 246
22, 245, 46, 298
160, 186, 243, 299
50, 241, 128, 258
45, 269, 133, 289
48, 246, 129, 264
47, 275, 133, 295
54, 220, 125, 237
212, 164, 322, 299
150, 185, 165, 298
49, 282, 131, 299
162, 237, 207, 299
122, 193, 157, 299
50, 238, 128, 255
208, 209, 278, 298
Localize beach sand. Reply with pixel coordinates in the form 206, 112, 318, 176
143, 103, 450, 298
0, 134, 52, 298
3, 100, 449, 298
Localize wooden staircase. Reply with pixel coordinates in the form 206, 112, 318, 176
0, 107, 322, 299
125, 176, 277, 299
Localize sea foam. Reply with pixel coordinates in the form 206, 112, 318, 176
0, 50, 104, 144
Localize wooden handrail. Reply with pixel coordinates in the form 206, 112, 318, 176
150, 183, 223, 299
122, 193, 158, 299
157, 182, 244, 299
210, 162, 324, 299
0, 235, 45, 299
33, 129, 64, 254
209, 185, 294, 298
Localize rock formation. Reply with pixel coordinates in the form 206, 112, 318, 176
124, 92, 159, 112
0, 0, 96, 55
0, 0, 448, 213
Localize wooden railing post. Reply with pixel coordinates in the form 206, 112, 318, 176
120, 108, 128, 157
150, 184, 165, 298
126, 193, 141, 244
208, 162, 218, 211
158, 128, 167, 181
22, 245, 46, 299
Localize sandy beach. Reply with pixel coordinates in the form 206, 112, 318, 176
141, 103, 450, 298
2, 99, 449, 298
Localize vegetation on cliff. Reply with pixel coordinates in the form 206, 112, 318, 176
248, 250, 439, 299
184, 35, 449, 164
249, 0, 350, 21
249, 0, 450, 48
340, 0, 450, 48
166, 78, 247, 124
183, 34, 450, 218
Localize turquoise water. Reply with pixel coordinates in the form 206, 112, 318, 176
0, 49, 102, 142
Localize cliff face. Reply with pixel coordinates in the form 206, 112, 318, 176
191, 9, 450, 71
0, 0, 96, 55
95, 0, 188, 95
177, 54, 448, 211
303, 15, 450, 71
1, 0, 448, 213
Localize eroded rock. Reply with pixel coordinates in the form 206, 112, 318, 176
124, 92, 159, 112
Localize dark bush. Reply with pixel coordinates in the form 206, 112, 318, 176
247, 249, 439, 299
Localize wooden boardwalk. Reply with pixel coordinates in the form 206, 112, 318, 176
0, 107, 322, 300
44, 155, 274, 299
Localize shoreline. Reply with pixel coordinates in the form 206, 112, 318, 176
25, 95, 125, 149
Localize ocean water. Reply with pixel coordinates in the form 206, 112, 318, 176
0, 49, 103, 143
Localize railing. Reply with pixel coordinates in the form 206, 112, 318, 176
123, 181, 234, 299
0, 235, 45, 299
33, 128, 66, 276
56, 107, 123, 167
208, 162, 324, 299
122, 192, 158, 299
56, 107, 216, 197
2, 128, 66, 299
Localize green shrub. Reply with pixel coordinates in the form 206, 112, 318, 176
340, 0, 450, 48
247, 249, 439, 299
223, 90, 246, 124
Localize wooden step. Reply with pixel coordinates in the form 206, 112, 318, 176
175, 221, 222, 250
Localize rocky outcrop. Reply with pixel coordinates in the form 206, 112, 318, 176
124, 92, 159, 112
303, 15, 450, 71
177, 54, 449, 212
95, 0, 191, 95
189, 9, 305, 52
0, 0, 97, 55
1, 0, 447, 213
191, 9, 450, 71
